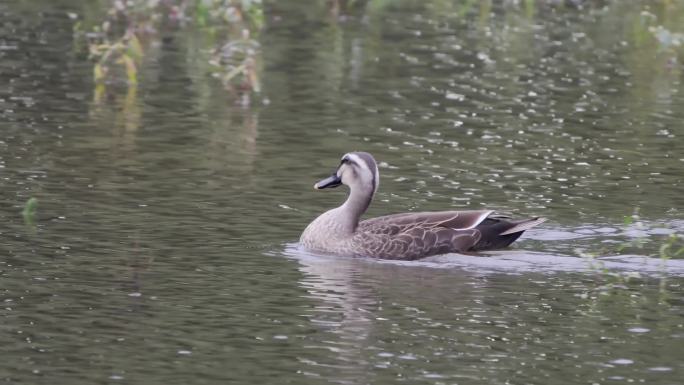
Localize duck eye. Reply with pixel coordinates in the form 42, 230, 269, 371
340, 158, 350, 164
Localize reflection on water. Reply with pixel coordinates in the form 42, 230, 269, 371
1, 0, 684, 384
295, 253, 377, 384
289, 246, 684, 384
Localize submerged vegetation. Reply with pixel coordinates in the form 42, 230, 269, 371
76, 0, 263, 101
21, 197, 38, 227
577, 209, 683, 298
659, 234, 684, 260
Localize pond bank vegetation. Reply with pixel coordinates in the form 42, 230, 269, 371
75, 0, 263, 103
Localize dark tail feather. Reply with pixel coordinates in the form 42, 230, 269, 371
470, 230, 524, 251
470, 217, 546, 251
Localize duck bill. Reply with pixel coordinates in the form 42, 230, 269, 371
314, 174, 342, 189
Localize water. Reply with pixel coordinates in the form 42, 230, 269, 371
1, 0, 683, 384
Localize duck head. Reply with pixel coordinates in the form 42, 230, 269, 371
314, 152, 380, 195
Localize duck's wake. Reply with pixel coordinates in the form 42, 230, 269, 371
280, 239, 684, 277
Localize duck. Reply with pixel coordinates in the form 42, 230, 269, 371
299, 152, 546, 260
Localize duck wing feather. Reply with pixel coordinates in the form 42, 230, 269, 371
359, 210, 493, 233
355, 210, 493, 260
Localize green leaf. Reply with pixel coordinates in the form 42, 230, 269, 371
196, 0, 210, 27
126, 33, 144, 63
119, 54, 138, 85
22, 197, 38, 226
246, 6, 264, 31
94, 63, 106, 82
659, 242, 671, 259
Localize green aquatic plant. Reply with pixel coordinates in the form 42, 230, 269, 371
80, 0, 151, 89
22, 197, 38, 227
576, 246, 645, 300
90, 30, 144, 86
210, 29, 261, 92
616, 208, 650, 254
577, 207, 682, 300
659, 234, 684, 260
78, 0, 263, 98
202, 1, 263, 93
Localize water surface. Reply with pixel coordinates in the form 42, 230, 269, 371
1, 1, 683, 384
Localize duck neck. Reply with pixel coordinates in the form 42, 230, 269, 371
337, 184, 374, 234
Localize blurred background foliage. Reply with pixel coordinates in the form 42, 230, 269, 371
67, 0, 684, 104
74, 0, 263, 102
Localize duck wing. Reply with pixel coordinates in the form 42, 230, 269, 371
356, 210, 493, 260
359, 210, 493, 233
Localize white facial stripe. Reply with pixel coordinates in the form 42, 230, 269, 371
345, 153, 369, 172
343, 153, 380, 194
373, 162, 380, 192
